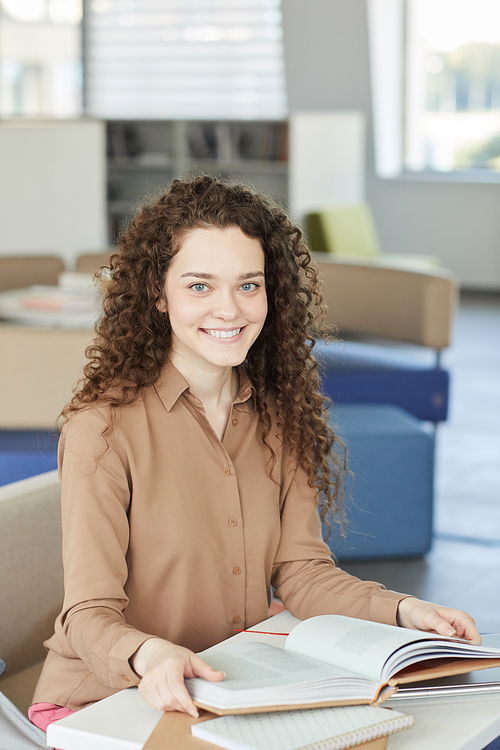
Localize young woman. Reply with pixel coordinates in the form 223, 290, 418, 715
30, 175, 479, 731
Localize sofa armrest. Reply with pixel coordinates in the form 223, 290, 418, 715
0, 471, 62, 678
315, 254, 459, 349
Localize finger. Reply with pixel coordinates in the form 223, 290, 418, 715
190, 654, 225, 682
167, 670, 199, 718
438, 610, 481, 643
138, 679, 178, 713
139, 668, 196, 716
420, 610, 456, 636
462, 623, 481, 644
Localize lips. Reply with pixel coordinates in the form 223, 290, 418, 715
202, 327, 243, 339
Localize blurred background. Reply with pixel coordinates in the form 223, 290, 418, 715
0, 0, 499, 281
0, 0, 499, 628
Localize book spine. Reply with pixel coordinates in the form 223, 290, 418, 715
300, 715, 414, 750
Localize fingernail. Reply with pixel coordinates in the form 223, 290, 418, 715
190, 708, 199, 719
446, 628, 456, 636
221, 671, 226, 678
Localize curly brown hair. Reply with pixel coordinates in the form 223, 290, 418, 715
63, 175, 346, 529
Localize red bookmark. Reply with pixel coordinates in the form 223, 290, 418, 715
234, 629, 290, 635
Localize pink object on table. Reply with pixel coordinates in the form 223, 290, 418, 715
29, 702, 76, 740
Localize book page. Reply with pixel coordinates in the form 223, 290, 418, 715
195, 641, 358, 692
284, 616, 443, 683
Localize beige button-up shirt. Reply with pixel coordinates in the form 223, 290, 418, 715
33, 362, 405, 710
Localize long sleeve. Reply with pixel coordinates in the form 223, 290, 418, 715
271, 462, 408, 625
55, 408, 152, 689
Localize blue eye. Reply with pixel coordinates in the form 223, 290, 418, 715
241, 282, 258, 292
191, 283, 208, 292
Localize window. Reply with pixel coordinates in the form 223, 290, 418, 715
0, 0, 83, 118
368, 0, 500, 177
406, 0, 500, 172
85, 0, 287, 120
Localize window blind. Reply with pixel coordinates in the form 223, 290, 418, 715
85, 0, 287, 120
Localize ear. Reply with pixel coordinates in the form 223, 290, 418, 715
155, 282, 168, 313
156, 296, 168, 313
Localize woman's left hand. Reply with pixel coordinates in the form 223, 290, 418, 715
397, 597, 481, 643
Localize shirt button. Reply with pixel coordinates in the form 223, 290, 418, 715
228, 518, 237, 526
233, 566, 241, 576
233, 615, 241, 625
122, 675, 131, 683
222, 467, 231, 476
232, 418, 238, 426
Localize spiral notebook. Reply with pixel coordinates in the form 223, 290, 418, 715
190, 704, 414, 750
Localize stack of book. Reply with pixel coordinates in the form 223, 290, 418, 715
179, 614, 500, 750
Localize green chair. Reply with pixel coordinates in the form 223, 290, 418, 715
306, 203, 440, 268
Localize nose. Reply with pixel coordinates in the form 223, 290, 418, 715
212, 289, 239, 321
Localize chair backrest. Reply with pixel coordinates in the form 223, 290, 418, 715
315, 254, 458, 349
0, 472, 63, 675
75, 252, 111, 274
0, 256, 64, 293
306, 203, 381, 258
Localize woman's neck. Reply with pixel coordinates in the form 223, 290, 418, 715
169, 353, 239, 439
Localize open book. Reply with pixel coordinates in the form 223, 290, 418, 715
185, 614, 500, 715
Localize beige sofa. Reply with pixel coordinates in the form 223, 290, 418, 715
314, 254, 458, 350
0, 471, 62, 716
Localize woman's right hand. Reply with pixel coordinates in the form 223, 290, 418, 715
131, 637, 225, 717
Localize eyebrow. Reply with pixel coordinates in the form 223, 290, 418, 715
180, 271, 265, 280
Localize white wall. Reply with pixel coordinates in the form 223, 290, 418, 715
288, 111, 365, 220
282, 0, 500, 290
0, 120, 107, 269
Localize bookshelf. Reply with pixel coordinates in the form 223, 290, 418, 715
106, 120, 288, 242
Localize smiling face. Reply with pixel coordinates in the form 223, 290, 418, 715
160, 225, 268, 375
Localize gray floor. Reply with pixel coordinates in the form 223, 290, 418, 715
342, 291, 500, 635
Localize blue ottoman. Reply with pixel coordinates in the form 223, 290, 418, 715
0, 431, 58, 487
315, 340, 449, 423
325, 404, 434, 560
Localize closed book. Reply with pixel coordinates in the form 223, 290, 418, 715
191, 705, 414, 750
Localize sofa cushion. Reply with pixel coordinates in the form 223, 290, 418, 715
326, 404, 434, 560
316, 340, 449, 422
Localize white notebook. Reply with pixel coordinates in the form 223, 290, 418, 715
191, 704, 414, 750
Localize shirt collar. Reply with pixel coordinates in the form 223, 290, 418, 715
153, 360, 256, 413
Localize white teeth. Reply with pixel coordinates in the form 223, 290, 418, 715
205, 328, 241, 339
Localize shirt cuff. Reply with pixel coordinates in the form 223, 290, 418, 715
370, 592, 414, 626
107, 630, 153, 688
